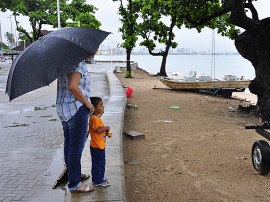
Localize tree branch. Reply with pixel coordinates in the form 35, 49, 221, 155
148, 49, 163, 56
231, 0, 253, 31
189, 6, 231, 28
244, 1, 258, 20
14, 15, 32, 43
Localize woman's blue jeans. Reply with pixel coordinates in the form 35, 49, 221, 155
61, 105, 89, 189
90, 147, 106, 184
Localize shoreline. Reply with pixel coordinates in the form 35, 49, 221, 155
139, 66, 258, 105
95, 55, 255, 80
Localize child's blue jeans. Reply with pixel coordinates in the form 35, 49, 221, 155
90, 147, 106, 184
61, 105, 89, 190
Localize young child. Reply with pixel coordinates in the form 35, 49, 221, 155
88, 97, 111, 187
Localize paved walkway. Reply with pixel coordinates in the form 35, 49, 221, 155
0, 61, 127, 201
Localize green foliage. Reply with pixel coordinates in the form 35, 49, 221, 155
115, 0, 140, 51
18, 33, 29, 42
4, 32, 15, 47
113, 0, 140, 73
125, 70, 132, 78
138, 0, 239, 54
135, 0, 241, 76
180, 0, 239, 39
138, 0, 179, 54
0, 0, 101, 42
0, 42, 9, 50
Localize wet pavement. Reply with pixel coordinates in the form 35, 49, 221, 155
0, 61, 127, 201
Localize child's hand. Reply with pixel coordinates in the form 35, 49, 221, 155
106, 130, 112, 138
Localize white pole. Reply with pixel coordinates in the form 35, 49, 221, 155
9, 15, 13, 48
57, 0, 61, 28
111, 44, 112, 67
10, 16, 12, 37
78, 21, 80, 27
0, 20, 2, 54
14, 20, 17, 46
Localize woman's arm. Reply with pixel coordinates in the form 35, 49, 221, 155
68, 72, 94, 113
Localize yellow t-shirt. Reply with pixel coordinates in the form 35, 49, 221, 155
89, 115, 106, 149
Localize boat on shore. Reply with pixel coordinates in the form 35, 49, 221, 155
160, 77, 250, 89
160, 71, 250, 98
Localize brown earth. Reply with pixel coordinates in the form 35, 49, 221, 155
115, 69, 270, 202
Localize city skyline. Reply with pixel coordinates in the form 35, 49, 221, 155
98, 44, 239, 56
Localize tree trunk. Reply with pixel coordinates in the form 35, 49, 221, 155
159, 53, 168, 77
159, 16, 175, 77
231, 0, 270, 122
126, 48, 132, 78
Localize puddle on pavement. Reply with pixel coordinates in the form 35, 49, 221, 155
40, 115, 53, 118
0, 106, 48, 115
29, 189, 66, 202
6, 107, 36, 114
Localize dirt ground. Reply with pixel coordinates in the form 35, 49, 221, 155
115, 69, 270, 202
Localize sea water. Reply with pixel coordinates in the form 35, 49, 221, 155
95, 54, 255, 80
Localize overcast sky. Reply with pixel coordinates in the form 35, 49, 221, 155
0, 0, 269, 52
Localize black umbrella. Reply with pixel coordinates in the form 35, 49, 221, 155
6, 27, 110, 101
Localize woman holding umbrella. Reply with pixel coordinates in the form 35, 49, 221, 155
5, 27, 110, 192
56, 53, 96, 193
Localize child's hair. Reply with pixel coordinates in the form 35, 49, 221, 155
90, 97, 102, 107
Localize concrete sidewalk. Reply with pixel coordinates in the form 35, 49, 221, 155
0, 61, 127, 201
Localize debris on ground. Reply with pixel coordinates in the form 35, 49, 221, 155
228, 106, 238, 112
124, 131, 145, 140
125, 159, 140, 165
154, 120, 172, 123
34, 106, 47, 110
5, 123, 30, 128
235, 156, 247, 160
127, 104, 133, 108
169, 105, 181, 110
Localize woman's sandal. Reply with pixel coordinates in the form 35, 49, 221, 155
80, 173, 90, 180
70, 184, 94, 193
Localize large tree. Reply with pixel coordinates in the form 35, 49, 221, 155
230, 0, 270, 122
0, 0, 101, 43
113, 0, 140, 78
138, 0, 238, 77
138, 0, 178, 77
180, 0, 270, 122
4, 32, 15, 47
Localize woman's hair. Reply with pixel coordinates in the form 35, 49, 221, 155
90, 97, 102, 107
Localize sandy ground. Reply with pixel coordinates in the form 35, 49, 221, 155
115, 69, 270, 202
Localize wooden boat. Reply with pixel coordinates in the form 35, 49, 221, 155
160, 77, 250, 90
160, 76, 251, 98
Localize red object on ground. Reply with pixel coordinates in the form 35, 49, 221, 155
126, 86, 133, 98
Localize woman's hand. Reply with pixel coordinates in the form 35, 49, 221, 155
86, 102, 94, 114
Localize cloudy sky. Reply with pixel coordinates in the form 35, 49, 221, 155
0, 0, 269, 52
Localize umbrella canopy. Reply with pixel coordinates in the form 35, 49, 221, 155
6, 27, 110, 101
